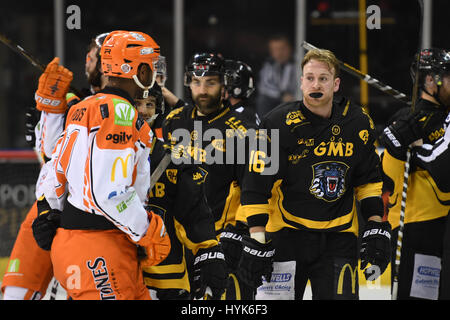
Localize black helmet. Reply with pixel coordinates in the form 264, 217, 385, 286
224, 59, 255, 99
184, 53, 230, 86
411, 48, 450, 87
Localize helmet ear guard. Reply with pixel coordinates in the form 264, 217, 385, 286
132, 61, 158, 99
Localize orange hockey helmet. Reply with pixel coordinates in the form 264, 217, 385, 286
101, 30, 160, 98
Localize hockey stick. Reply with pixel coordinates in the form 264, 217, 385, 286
302, 41, 411, 105
391, 0, 424, 300
0, 32, 46, 71
149, 152, 172, 190
0, 32, 81, 96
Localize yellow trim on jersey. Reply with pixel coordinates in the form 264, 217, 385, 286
143, 259, 186, 274
267, 180, 357, 233
174, 219, 218, 256
241, 204, 271, 218
144, 269, 190, 291
354, 182, 382, 201
143, 247, 190, 291
208, 106, 230, 124
383, 150, 450, 229
215, 181, 241, 232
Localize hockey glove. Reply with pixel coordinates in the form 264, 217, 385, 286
137, 211, 171, 268
35, 57, 73, 114
32, 196, 61, 251
360, 220, 392, 280
25, 107, 40, 148
192, 245, 228, 300
380, 110, 426, 159
238, 236, 275, 288
219, 222, 249, 272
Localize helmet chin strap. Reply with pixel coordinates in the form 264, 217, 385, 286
132, 71, 157, 99
423, 74, 444, 106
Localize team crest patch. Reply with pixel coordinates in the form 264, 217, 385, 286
309, 161, 349, 202
193, 166, 208, 184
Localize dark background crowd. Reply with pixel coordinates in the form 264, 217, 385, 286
0, 0, 449, 149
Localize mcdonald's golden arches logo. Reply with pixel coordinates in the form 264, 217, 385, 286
337, 263, 357, 295
111, 154, 132, 182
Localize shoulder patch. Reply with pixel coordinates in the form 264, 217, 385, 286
112, 98, 136, 127
135, 113, 145, 130
100, 103, 109, 119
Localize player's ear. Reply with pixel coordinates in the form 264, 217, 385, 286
334, 77, 341, 92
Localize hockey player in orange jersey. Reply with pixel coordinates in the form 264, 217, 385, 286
31, 30, 170, 300
1, 34, 109, 300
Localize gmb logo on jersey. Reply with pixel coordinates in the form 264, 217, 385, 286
309, 161, 348, 202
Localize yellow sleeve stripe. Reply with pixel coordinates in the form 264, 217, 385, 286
174, 219, 218, 256
241, 204, 271, 218
354, 182, 382, 201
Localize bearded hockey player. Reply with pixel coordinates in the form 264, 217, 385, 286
163, 53, 257, 299
135, 84, 224, 300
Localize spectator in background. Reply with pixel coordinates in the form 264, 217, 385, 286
255, 34, 297, 117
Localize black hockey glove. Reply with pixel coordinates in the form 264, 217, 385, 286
32, 197, 61, 251
380, 110, 426, 159
360, 220, 392, 280
25, 107, 40, 148
238, 236, 275, 288
192, 246, 228, 300
219, 222, 249, 272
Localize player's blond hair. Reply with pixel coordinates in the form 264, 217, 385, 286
302, 49, 340, 78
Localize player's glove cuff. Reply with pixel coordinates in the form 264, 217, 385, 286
32, 209, 61, 251
192, 246, 227, 300
219, 222, 249, 272
360, 220, 392, 280
238, 235, 275, 288
137, 211, 171, 268
380, 111, 426, 159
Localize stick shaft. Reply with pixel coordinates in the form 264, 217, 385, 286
0, 32, 82, 97
0, 32, 45, 71
302, 41, 412, 105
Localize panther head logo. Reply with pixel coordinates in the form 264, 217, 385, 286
309, 161, 349, 202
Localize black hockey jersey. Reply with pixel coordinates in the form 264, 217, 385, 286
414, 111, 450, 191
230, 100, 261, 127
142, 127, 218, 291
382, 99, 450, 229
240, 98, 383, 235
163, 101, 257, 235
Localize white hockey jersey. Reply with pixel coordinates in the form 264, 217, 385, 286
36, 88, 153, 242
